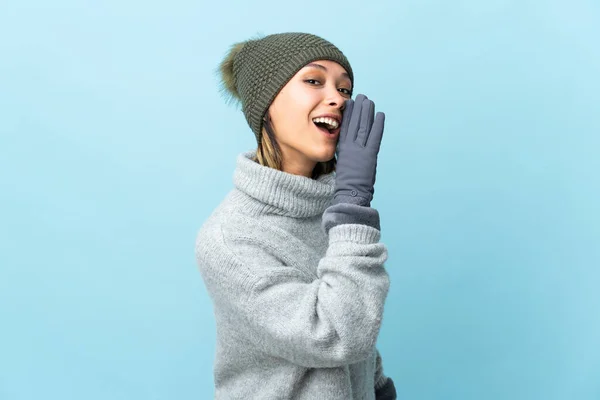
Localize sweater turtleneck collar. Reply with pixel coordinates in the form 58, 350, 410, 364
232, 149, 335, 218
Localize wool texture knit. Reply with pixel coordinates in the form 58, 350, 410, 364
195, 150, 394, 399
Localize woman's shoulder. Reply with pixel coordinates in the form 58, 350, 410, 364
195, 191, 272, 257
194, 192, 290, 286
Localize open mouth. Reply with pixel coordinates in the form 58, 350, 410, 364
314, 122, 333, 133
313, 118, 340, 136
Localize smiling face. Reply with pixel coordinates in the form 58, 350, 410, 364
265, 60, 353, 177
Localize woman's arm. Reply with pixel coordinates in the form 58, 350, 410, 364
197, 217, 390, 369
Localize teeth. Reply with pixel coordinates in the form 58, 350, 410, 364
312, 117, 339, 129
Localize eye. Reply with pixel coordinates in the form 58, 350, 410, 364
338, 88, 352, 96
305, 79, 321, 85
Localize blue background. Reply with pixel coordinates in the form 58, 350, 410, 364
1, 0, 599, 399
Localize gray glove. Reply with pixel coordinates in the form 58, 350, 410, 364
333, 94, 385, 207
375, 377, 397, 400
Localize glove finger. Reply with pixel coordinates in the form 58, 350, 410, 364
356, 98, 374, 147
369, 111, 385, 154
348, 94, 367, 141
369, 113, 385, 195
338, 99, 354, 144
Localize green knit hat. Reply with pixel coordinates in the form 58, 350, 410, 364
218, 32, 354, 144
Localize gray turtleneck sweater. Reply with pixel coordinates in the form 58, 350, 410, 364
195, 150, 395, 399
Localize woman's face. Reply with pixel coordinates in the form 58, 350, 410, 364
266, 60, 353, 177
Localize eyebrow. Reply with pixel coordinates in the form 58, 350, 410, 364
305, 63, 351, 81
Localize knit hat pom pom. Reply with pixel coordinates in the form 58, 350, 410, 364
218, 41, 245, 104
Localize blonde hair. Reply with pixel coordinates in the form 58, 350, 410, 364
252, 113, 336, 179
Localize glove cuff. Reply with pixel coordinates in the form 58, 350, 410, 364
321, 202, 380, 235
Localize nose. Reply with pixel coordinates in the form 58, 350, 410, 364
324, 84, 346, 110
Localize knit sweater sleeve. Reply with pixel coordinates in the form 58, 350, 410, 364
202, 220, 390, 369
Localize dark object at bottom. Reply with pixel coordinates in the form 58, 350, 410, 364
375, 377, 397, 400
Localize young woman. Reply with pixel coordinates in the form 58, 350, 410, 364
195, 32, 397, 400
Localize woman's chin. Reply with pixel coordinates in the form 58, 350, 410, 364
313, 149, 336, 162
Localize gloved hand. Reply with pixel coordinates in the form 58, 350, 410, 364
333, 94, 385, 207
375, 377, 397, 400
